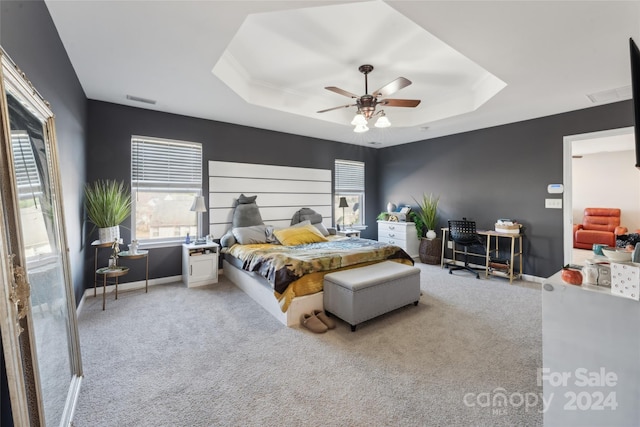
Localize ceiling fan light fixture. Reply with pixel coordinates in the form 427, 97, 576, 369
353, 124, 369, 133
319, 65, 420, 131
351, 113, 367, 126
374, 114, 391, 128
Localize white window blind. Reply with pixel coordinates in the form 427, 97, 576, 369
11, 131, 42, 196
335, 160, 364, 192
132, 136, 202, 189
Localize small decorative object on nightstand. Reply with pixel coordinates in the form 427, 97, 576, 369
182, 242, 219, 287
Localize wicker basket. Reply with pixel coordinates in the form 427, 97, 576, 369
495, 223, 521, 234
419, 237, 442, 264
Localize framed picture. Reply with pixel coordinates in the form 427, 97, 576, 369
400, 206, 411, 215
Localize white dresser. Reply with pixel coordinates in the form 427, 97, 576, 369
377, 221, 419, 259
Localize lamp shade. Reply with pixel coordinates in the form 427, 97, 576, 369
374, 115, 391, 128
190, 195, 207, 213
353, 124, 369, 133
339, 197, 349, 208
351, 113, 367, 126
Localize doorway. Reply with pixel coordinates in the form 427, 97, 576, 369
563, 126, 637, 265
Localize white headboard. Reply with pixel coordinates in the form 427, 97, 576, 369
208, 160, 332, 238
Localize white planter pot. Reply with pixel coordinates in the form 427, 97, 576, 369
98, 225, 120, 243
426, 229, 437, 239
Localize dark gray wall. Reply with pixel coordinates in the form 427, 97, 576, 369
1, 0, 88, 303
85, 100, 378, 287
378, 100, 634, 278
1, 0, 88, 424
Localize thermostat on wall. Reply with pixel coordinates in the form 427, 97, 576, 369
547, 184, 564, 194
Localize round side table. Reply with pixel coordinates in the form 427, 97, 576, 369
96, 266, 129, 310
118, 250, 149, 293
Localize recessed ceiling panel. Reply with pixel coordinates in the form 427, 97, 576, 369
212, 1, 506, 128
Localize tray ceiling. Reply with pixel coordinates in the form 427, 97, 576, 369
43, 0, 640, 147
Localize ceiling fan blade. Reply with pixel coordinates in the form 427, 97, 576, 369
379, 98, 421, 108
317, 103, 356, 113
325, 86, 359, 98
372, 77, 412, 98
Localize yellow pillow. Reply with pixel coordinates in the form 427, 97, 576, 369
274, 224, 328, 246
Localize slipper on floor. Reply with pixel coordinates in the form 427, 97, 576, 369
301, 313, 328, 333
313, 310, 336, 329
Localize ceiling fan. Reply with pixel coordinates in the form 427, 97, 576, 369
317, 64, 421, 132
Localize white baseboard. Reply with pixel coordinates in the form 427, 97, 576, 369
77, 275, 182, 314
441, 260, 544, 284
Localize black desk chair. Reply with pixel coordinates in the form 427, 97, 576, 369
447, 219, 485, 279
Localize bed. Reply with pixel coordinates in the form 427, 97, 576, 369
223, 235, 414, 326
208, 160, 414, 326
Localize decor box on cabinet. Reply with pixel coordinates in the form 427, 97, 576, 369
377, 221, 419, 259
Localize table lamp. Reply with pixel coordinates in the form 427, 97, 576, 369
190, 195, 207, 242
339, 197, 348, 231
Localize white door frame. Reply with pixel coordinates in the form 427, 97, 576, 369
563, 126, 634, 265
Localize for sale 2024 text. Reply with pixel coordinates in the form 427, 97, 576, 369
538, 367, 618, 411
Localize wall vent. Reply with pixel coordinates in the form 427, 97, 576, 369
586, 85, 631, 104
126, 94, 157, 105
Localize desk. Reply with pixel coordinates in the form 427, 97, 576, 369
440, 228, 523, 283
95, 266, 129, 310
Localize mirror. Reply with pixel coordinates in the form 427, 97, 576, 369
0, 48, 82, 425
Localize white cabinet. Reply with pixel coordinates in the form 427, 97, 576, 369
377, 221, 419, 259
182, 242, 219, 287
336, 229, 361, 238
542, 272, 640, 426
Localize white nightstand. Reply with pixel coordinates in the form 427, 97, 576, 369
336, 229, 361, 238
182, 242, 219, 287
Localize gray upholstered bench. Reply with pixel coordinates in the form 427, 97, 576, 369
323, 261, 421, 331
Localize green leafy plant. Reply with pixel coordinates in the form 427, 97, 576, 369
377, 211, 390, 221
412, 193, 439, 236
84, 180, 131, 228
409, 211, 425, 239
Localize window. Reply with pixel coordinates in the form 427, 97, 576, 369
334, 159, 364, 227
131, 136, 202, 245
12, 130, 50, 257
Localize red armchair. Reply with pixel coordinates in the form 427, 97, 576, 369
573, 208, 627, 249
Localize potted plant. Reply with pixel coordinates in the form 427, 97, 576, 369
84, 180, 132, 243
409, 211, 425, 240
413, 193, 441, 264
377, 211, 390, 221
413, 193, 439, 239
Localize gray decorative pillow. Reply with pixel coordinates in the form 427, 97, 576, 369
221, 229, 237, 248
291, 207, 323, 226
232, 225, 268, 245
238, 194, 257, 204
232, 195, 263, 228
265, 225, 278, 243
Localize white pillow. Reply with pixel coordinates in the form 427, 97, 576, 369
232, 225, 268, 245
313, 222, 330, 236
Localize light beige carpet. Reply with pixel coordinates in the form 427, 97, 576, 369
73, 263, 542, 426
